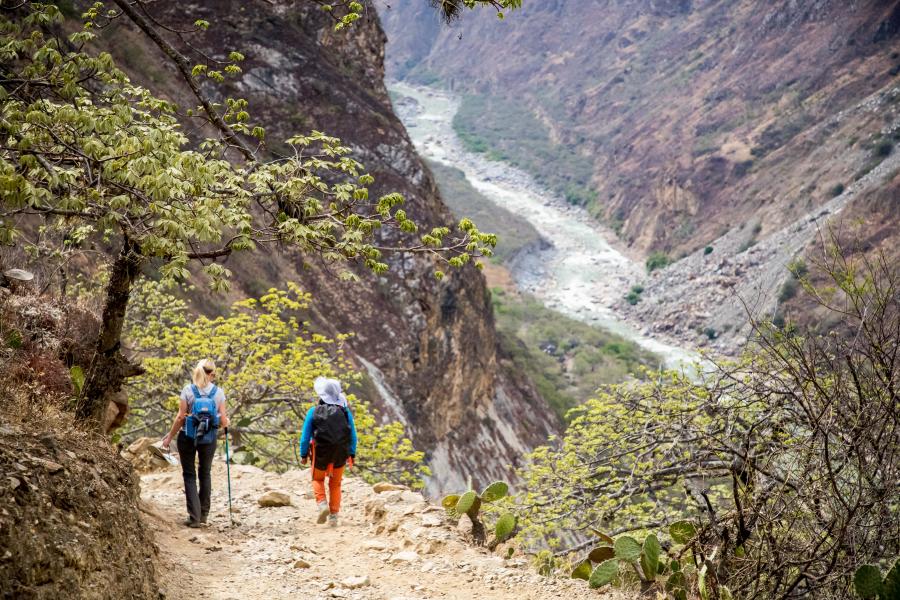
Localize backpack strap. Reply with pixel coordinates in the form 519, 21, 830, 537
190, 384, 201, 399
207, 385, 218, 400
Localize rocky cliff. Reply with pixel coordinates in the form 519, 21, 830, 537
105, 1, 557, 493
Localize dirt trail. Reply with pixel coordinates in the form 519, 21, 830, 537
141, 461, 622, 600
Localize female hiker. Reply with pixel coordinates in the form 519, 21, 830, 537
299, 376, 358, 527
161, 358, 229, 528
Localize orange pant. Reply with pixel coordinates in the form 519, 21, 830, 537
312, 466, 344, 514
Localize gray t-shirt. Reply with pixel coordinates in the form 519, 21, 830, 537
180, 383, 226, 430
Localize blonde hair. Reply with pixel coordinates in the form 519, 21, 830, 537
191, 359, 216, 388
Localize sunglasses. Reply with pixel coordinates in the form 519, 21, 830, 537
203, 368, 215, 375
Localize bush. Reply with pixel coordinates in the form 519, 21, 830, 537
875, 140, 894, 158
704, 246, 714, 255
646, 252, 671, 273
830, 182, 846, 197
515, 240, 900, 598
778, 277, 799, 303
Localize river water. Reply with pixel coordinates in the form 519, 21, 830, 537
389, 82, 696, 368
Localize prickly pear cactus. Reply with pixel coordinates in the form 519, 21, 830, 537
854, 564, 884, 599
481, 481, 509, 502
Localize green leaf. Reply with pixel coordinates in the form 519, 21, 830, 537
666, 571, 687, 592
641, 533, 661, 579
588, 559, 619, 588
480, 480, 508, 502
570, 559, 591, 581
494, 512, 516, 542
669, 520, 697, 544
613, 536, 642, 562
5, 330, 22, 349
69, 365, 85, 394
237, 416, 252, 428
880, 559, 900, 599
587, 545, 614, 564
456, 490, 477, 515
854, 565, 883, 598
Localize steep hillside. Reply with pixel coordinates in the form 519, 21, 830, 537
378, 0, 900, 258
378, 0, 900, 351
90, 1, 557, 493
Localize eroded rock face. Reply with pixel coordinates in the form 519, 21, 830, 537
112, 1, 558, 492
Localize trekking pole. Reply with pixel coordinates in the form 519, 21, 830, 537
224, 426, 234, 526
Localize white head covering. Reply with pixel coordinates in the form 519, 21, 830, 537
313, 376, 348, 407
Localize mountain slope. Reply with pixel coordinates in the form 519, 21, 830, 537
101, 1, 557, 493
377, 0, 900, 350
379, 0, 900, 256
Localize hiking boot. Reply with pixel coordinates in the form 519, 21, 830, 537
328, 513, 338, 528
200, 515, 208, 525
316, 501, 329, 524
183, 519, 202, 529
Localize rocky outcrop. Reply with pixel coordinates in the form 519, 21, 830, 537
107, 1, 558, 493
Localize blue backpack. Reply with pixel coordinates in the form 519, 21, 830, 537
185, 384, 220, 445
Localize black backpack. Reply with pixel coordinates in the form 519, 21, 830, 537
313, 403, 351, 446
311, 402, 352, 470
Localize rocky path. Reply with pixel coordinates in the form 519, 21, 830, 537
142, 461, 624, 600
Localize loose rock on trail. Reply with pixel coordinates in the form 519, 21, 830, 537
141, 461, 625, 599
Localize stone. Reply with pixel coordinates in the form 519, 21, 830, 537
257, 491, 291, 507
33, 458, 63, 473
293, 559, 311, 569
341, 575, 370, 589
389, 551, 419, 564
399, 491, 425, 504
361, 539, 389, 551
372, 482, 407, 493
420, 514, 443, 527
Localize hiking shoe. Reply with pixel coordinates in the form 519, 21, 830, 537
316, 501, 329, 524
183, 519, 202, 529
328, 513, 338, 528
200, 515, 208, 525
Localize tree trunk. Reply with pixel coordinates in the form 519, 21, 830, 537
76, 237, 144, 428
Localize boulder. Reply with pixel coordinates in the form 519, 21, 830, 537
257, 491, 291, 507
293, 559, 311, 569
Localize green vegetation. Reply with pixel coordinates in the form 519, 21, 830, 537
830, 182, 846, 197
0, 4, 495, 428
625, 284, 644, 305
854, 559, 900, 599
704, 245, 714, 255
512, 242, 899, 598
124, 282, 429, 488
429, 161, 543, 262
442, 481, 517, 548
645, 251, 672, 272
491, 290, 659, 420
452, 94, 598, 206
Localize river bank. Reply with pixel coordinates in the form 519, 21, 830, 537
389, 81, 698, 368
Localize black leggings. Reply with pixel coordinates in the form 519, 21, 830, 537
176, 431, 217, 523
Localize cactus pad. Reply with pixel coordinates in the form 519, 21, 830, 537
642, 533, 661, 579
441, 494, 460, 511
613, 535, 642, 562
456, 491, 478, 515
481, 481, 509, 502
570, 560, 592, 581
494, 512, 517, 542
588, 545, 614, 564
588, 559, 619, 589
669, 520, 697, 544
854, 564, 883, 599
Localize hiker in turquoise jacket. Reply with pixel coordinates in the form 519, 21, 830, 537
299, 377, 358, 527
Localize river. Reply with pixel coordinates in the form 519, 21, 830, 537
389, 81, 697, 368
